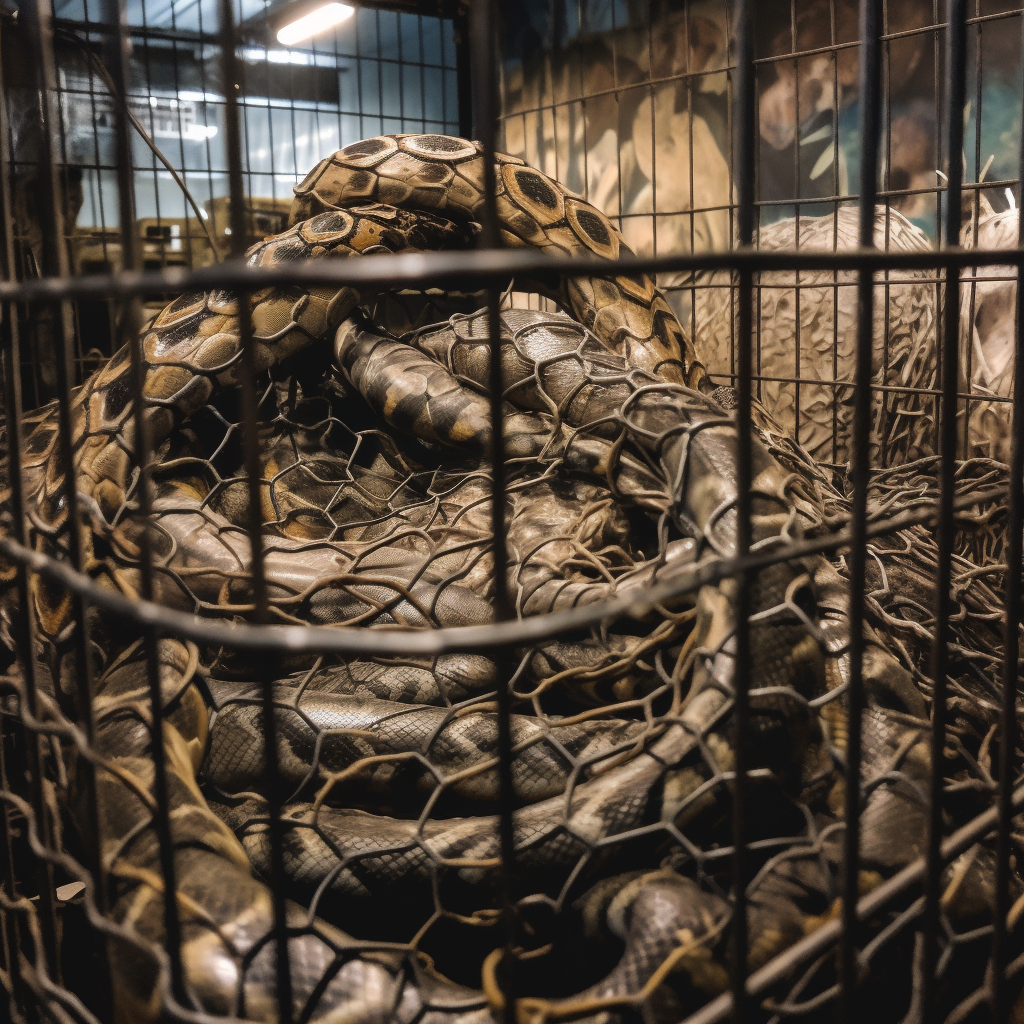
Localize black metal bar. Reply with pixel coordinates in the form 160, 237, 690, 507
0, 715, 24, 1017
216, 3, 293, 1021
921, 2, 967, 1020
470, 0, 517, 1018
932, 0, 944, 450
99, 0, 188, 1006
964, 3, 984, 455
453, 7, 473, 139
51, 15, 221, 46
49, 3, 1024, 56
731, 1, 755, 1020
838, 3, 882, 1019
790, 0, 801, 449
1, 170, 1010, 220
0, 222, 58, 1022
0, 244, 986, 304
0, 479, 1002, 664
989, 9, 1024, 1019
19, 0, 112, 1012
0, 13, 61, 1000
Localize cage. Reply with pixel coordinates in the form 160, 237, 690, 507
0, 0, 1021, 1022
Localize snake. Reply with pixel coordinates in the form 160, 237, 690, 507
0, 135, 1015, 1022
692, 204, 940, 469
290, 135, 702, 388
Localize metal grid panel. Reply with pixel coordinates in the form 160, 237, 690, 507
7, 0, 460, 404
496, 0, 1024, 474
0, 1, 1020, 1023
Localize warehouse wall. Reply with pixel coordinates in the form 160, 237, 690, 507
1, 0, 460, 404
497, 0, 1024, 325
47, 0, 460, 238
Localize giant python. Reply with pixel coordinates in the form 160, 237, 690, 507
0, 134, 1017, 1022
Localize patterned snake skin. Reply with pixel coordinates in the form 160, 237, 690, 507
0, 135, 1013, 1023
291, 135, 703, 388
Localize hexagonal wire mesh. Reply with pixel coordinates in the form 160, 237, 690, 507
0, 1, 1022, 1024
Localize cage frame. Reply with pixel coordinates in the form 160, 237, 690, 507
0, 0, 1020, 1022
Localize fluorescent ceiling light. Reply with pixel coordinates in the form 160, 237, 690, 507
184, 124, 219, 141
277, 3, 354, 46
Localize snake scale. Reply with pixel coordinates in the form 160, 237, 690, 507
0, 135, 1017, 1023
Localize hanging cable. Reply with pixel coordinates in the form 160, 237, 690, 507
53, 24, 222, 260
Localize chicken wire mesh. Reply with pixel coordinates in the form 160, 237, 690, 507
0, 1, 1021, 1024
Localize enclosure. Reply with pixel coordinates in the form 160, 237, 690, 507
0, 0, 1021, 1023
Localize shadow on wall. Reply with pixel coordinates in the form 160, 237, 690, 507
499, 0, 1024, 246
496, 0, 1024, 469
499, 0, 733, 328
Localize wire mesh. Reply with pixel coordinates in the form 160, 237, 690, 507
497, 0, 1024, 475
0, 1, 1022, 1024
6, 0, 462, 406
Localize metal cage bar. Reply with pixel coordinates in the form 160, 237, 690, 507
922, 5, 967, 1021
838, 2, 883, 1019
217, 4, 295, 1021
99, 0, 188, 1007
468, 0, 519, 1019
729, 0, 755, 1018
19, 2, 113, 1017
991, 9, 1024, 1018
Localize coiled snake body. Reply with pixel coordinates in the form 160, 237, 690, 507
0, 135, 1011, 1023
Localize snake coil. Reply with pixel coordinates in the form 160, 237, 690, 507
0, 136, 1018, 1024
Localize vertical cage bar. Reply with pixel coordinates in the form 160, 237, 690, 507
0, 715, 23, 1016
730, 1, 755, 1020
838, 2, 882, 1019
0, 61, 38, 989
470, 0, 517, 1019
964, 5, 984, 455
99, 0, 188, 1006
989, 9, 1024, 1020
216, 2, 293, 1021
0, 12, 61, 998
454, 8, 473, 140
19, 1, 113, 1013
921, 1, 967, 1020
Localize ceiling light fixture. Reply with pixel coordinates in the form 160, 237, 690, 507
276, 2, 354, 45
